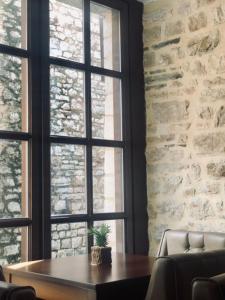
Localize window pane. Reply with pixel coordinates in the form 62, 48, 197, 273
51, 223, 87, 258
93, 147, 123, 213
50, 66, 85, 137
92, 74, 122, 140
0, 227, 28, 266
0, 141, 28, 219
0, 54, 28, 132
0, 0, 27, 49
94, 220, 124, 253
50, 0, 84, 63
51, 144, 86, 215
91, 2, 121, 71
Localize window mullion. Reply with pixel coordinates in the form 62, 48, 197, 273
28, 0, 44, 260
84, 0, 93, 252
40, 0, 51, 259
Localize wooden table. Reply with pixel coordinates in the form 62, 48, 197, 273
4, 253, 154, 300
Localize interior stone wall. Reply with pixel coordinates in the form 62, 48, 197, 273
144, 0, 225, 255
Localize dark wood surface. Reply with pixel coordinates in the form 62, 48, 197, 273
4, 254, 154, 300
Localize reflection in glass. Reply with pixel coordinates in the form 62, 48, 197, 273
93, 147, 123, 213
0, 0, 27, 49
94, 220, 124, 253
0, 54, 28, 132
50, 65, 85, 137
51, 223, 87, 258
91, 74, 122, 140
0, 141, 28, 219
91, 2, 121, 71
51, 144, 86, 215
50, 0, 84, 63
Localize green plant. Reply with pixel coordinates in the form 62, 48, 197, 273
88, 224, 111, 247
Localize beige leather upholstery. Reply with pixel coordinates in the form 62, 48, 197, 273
145, 249, 225, 300
158, 229, 225, 256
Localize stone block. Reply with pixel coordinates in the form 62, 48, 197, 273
147, 71, 183, 84
188, 12, 207, 32
152, 100, 189, 123
144, 51, 156, 68
144, 8, 169, 23
7, 202, 20, 213
156, 199, 185, 219
197, 0, 216, 8
201, 88, 225, 102
165, 21, 185, 37
204, 77, 225, 87
148, 134, 175, 144
147, 147, 184, 162
216, 106, 225, 127
198, 106, 213, 120
3, 244, 19, 256
214, 5, 225, 24
162, 176, 183, 194
54, 200, 66, 212
61, 238, 72, 249
194, 132, 225, 154
148, 163, 187, 174
72, 237, 83, 249
207, 162, 225, 177
188, 30, 220, 56
52, 240, 60, 251
177, 2, 191, 16
144, 25, 161, 42
190, 164, 201, 181
189, 198, 215, 220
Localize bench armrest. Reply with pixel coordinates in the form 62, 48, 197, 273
0, 281, 36, 300
192, 273, 225, 300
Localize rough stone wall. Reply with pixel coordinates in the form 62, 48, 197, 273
0, 0, 108, 263
0, 0, 23, 265
50, 0, 107, 259
144, 0, 225, 255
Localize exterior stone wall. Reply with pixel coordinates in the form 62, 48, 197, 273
144, 0, 225, 255
0, 0, 24, 265
0, 0, 109, 264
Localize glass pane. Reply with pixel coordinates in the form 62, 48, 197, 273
93, 147, 123, 213
0, 0, 27, 49
50, 0, 84, 63
91, 2, 121, 71
0, 54, 28, 132
92, 74, 122, 140
0, 141, 28, 219
51, 223, 87, 258
0, 227, 28, 266
51, 144, 86, 215
50, 66, 85, 137
94, 220, 124, 253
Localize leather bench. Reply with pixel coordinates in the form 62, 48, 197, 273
146, 249, 225, 300
158, 229, 225, 256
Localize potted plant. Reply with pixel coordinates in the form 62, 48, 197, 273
88, 223, 112, 265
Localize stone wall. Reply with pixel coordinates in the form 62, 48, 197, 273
0, 0, 110, 264
144, 0, 225, 255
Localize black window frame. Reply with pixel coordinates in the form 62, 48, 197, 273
0, 0, 148, 261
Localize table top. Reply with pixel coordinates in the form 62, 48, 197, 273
4, 253, 154, 290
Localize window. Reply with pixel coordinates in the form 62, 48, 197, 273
0, 0, 147, 263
